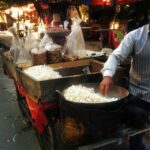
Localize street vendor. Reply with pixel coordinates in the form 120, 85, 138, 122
100, 9, 150, 150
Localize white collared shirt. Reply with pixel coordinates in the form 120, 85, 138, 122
101, 24, 150, 102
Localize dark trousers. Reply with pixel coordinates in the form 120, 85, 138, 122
130, 134, 145, 150
127, 95, 150, 150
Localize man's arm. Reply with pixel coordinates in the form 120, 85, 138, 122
100, 31, 135, 95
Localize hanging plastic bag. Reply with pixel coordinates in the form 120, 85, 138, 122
24, 28, 37, 52
66, 18, 86, 57
31, 40, 40, 49
8, 27, 20, 62
40, 33, 53, 48
15, 38, 32, 65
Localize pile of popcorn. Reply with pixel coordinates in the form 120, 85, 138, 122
24, 65, 62, 81
64, 85, 118, 103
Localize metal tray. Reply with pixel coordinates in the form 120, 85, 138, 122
59, 83, 129, 106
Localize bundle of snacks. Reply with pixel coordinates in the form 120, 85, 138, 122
64, 85, 118, 103
23, 65, 62, 81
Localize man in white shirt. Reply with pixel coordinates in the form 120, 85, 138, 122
100, 10, 150, 150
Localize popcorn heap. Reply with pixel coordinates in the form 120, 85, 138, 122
23, 65, 62, 81
64, 85, 118, 103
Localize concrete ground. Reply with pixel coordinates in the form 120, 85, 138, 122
0, 46, 40, 150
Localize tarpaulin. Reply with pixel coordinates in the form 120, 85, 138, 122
17, 84, 58, 134
3, 66, 58, 134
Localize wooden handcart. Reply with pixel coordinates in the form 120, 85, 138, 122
2, 51, 150, 150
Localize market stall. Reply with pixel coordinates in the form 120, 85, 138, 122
2, 45, 150, 150
1, 15, 129, 148
1, 0, 150, 150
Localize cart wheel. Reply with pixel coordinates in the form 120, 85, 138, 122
36, 125, 56, 150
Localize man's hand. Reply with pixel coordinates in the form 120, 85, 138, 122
100, 76, 113, 96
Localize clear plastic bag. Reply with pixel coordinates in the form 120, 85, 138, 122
24, 28, 36, 52
9, 36, 21, 63
8, 27, 32, 65
66, 18, 86, 57
45, 42, 61, 51
40, 33, 52, 48
8, 27, 20, 62
15, 38, 32, 65
31, 40, 40, 49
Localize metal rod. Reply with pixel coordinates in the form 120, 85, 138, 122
128, 127, 150, 137
78, 138, 119, 150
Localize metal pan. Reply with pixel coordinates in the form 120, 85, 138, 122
57, 83, 129, 110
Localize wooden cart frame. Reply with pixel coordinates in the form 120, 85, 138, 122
2, 51, 150, 150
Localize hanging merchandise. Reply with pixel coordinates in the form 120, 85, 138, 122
15, 37, 32, 65
40, 33, 53, 48
91, 0, 112, 6
8, 27, 21, 63
109, 30, 124, 48
8, 26, 34, 66
66, 18, 86, 58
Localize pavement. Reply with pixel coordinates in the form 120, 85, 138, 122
0, 44, 39, 150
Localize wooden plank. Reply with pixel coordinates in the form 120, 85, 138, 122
48, 59, 92, 69
90, 60, 104, 72
1, 52, 17, 80
16, 68, 42, 101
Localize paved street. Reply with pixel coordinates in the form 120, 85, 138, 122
0, 45, 39, 150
